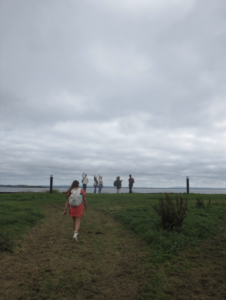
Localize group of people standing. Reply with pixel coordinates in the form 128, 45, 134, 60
81, 172, 135, 194
93, 174, 104, 193
81, 172, 104, 193
114, 174, 134, 193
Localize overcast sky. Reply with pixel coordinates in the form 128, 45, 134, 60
0, 0, 226, 188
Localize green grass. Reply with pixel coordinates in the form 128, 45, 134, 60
1, 192, 226, 258
0, 192, 226, 299
87, 193, 226, 264
0, 192, 66, 252
87, 193, 226, 299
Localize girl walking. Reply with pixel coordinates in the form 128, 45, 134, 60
63, 180, 88, 241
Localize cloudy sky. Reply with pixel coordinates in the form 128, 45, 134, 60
0, 0, 226, 188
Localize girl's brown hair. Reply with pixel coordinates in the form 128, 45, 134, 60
66, 180, 79, 197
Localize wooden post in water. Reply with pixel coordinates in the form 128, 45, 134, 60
186, 176, 189, 194
50, 175, 53, 193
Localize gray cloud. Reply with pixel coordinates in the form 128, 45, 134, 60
0, 0, 226, 187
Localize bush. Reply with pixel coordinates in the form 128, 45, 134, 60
196, 197, 211, 208
151, 194, 188, 230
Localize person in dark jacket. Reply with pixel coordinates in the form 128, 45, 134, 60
114, 176, 123, 193
128, 174, 135, 193
93, 175, 98, 193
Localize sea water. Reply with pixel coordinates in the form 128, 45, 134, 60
0, 187, 226, 194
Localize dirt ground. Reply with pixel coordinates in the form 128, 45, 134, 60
0, 204, 226, 300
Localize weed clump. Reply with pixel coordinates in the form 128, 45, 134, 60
151, 194, 188, 230
196, 197, 211, 208
0, 230, 15, 253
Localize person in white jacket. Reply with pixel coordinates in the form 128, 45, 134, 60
98, 174, 104, 193
82, 172, 89, 192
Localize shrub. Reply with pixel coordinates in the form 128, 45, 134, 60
151, 194, 188, 230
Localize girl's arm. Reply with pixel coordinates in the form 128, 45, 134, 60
63, 198, 69, 215
83, 196, 88, 212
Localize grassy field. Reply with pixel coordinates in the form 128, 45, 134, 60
0, 192, 226, 299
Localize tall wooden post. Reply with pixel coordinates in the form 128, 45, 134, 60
50, 175, 53, 193
186, 176, 189, 194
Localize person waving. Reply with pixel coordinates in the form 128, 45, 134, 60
82, 172, 89, 192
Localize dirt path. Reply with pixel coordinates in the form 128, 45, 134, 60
0, 204, 149, 300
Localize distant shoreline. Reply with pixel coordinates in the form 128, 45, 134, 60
0, 185, 44, 188
0, 185, 225, 189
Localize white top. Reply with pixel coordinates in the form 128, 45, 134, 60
99, 175, 103, 186
93, 177, 98, 186
82, 173, 89, 184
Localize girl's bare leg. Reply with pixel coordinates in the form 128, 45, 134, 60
75, 217, 81, 233
73, 217, 76, 231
